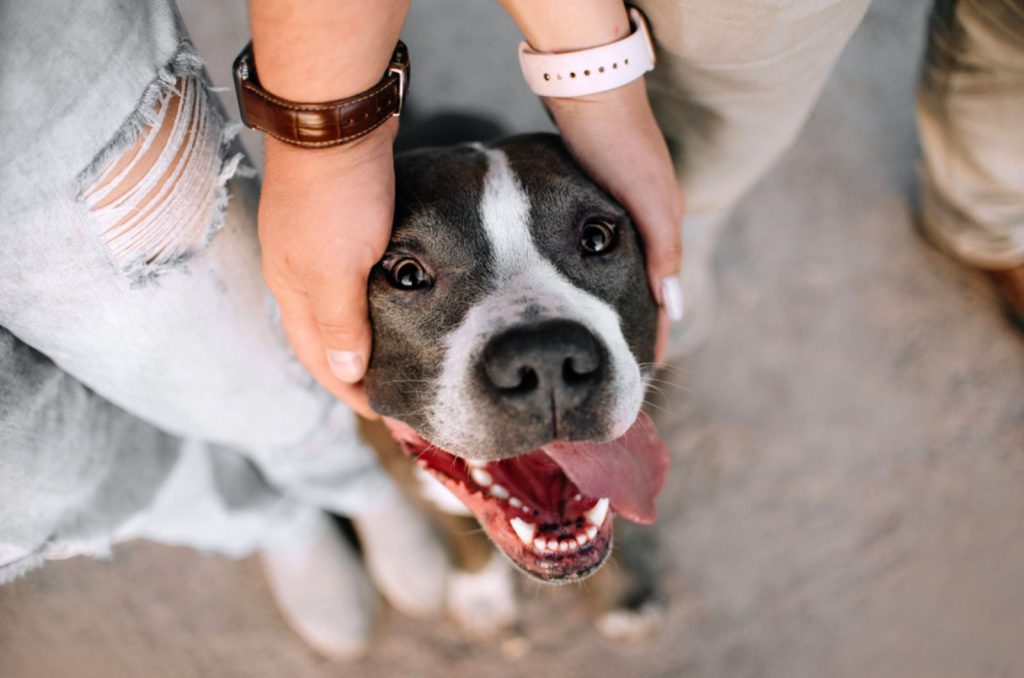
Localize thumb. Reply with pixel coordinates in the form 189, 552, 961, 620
305, 267, 373, 384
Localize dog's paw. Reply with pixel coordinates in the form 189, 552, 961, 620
447, 554, 518, 638
353, 494, 450, 619
594, 602, 664, 643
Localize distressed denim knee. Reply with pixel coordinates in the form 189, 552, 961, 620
79, 75, 248, 282
1, 24, 393, 522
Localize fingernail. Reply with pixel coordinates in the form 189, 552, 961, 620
661, 276, 685, 322
327, 350, 365, 383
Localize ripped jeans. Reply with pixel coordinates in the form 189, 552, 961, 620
0, 1, 394, 580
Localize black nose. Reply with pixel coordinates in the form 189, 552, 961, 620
480, 319, 604, 411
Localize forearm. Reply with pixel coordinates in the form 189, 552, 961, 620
497, 0, 630, 52
249, 0, 410, 102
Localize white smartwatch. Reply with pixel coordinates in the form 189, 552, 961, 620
518, 6, 656, 99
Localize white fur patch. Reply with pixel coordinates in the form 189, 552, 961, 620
594, 602, 665, 642
478, 149, 534, 275
447, 553, 519, 637
426, 148, 644, 456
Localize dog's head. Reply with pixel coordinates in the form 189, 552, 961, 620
365, 134, 668, 582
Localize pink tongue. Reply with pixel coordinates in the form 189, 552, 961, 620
542, 412, 669, 525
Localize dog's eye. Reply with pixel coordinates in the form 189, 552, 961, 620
579, 219, 617, 255
386, 258, 431, 290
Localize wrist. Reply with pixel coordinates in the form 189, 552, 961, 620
501, 0, 631, 53
250, 0, 410, 102
263, 116, 397, 173
544, 77, 649, 114
235, 37, 408, 150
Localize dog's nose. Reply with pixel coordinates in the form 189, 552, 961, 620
481, 319, 604, 410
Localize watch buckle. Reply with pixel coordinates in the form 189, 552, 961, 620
232, 41, 254, 128
387, 63, 407, 116
387, 55, 410, 117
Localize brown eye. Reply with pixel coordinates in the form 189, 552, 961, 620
579, 219, 617, 255
386, 258, 431, 290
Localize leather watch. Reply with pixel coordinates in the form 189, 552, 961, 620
232, 41, 409, 148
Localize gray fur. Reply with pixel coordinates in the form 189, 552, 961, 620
365, 134, 657, 455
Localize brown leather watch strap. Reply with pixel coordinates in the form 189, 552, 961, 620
232, 41, 409, 148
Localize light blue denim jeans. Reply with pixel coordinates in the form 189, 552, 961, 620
0, 0, 394, 581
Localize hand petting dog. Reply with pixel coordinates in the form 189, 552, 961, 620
254, 0, 683, 415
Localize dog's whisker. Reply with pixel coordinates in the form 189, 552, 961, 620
645, 377, 686, 391
643, 384, 671, 401
645, 364, 691, 379
641, 400, 673, 416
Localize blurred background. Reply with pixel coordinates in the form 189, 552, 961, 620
2, 1, 1023, 677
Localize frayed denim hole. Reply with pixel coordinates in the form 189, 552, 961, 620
81, 75, 246, 283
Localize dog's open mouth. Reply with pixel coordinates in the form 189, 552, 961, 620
383, 413, 668, 582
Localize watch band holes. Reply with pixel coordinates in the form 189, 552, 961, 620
624, 58, 630, 65
584, 69, 590, 76
543, 73, 550, 81
613, 62, 618, 69
599, 66, 605, 73
570, 72, 576, 78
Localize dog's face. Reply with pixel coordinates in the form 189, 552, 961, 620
365, 134, 666, 582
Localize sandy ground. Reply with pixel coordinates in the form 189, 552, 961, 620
2, 1, 1023, 677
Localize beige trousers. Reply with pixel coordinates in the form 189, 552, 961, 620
918, 0, 1024, 270
638, 0, 1024, 311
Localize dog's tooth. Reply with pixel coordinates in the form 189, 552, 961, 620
489, 483, 509, 500
576, 533, 588, 546
509, 517, 537, 545
466, 459, 486, 468
547, 539, 560, 551
469, 468, 493, 487
509, 497, 523, 509
559, 541, 570, 553
574, 494, 582, 501
584, 498, 610, 527
585, 525, 598, 540
533, 538, 547, 552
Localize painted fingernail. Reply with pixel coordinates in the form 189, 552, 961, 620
661, 276, 685, 322
327, 350, 365, 383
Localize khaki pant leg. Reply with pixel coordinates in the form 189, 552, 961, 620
636, 0, 870, 352
639, 0, 871, 218
917, 0, 1024, 270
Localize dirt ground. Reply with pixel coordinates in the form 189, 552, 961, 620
2, 1, 1022, 677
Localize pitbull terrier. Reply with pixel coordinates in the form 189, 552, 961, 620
362, 133, 669, 636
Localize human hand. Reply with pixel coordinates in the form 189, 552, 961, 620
258, 120, 398, 418
544, 79, 685, 360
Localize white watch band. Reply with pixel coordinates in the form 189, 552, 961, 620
517, 7, 656, 99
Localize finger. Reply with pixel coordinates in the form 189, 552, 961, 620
274, 281, 379, 419
331, 381, 378, 420
617, 182, 685, 322
302, 254, 375, 385
654, 308, 671, 365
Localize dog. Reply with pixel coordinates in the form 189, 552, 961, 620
360, 133, 669, 638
